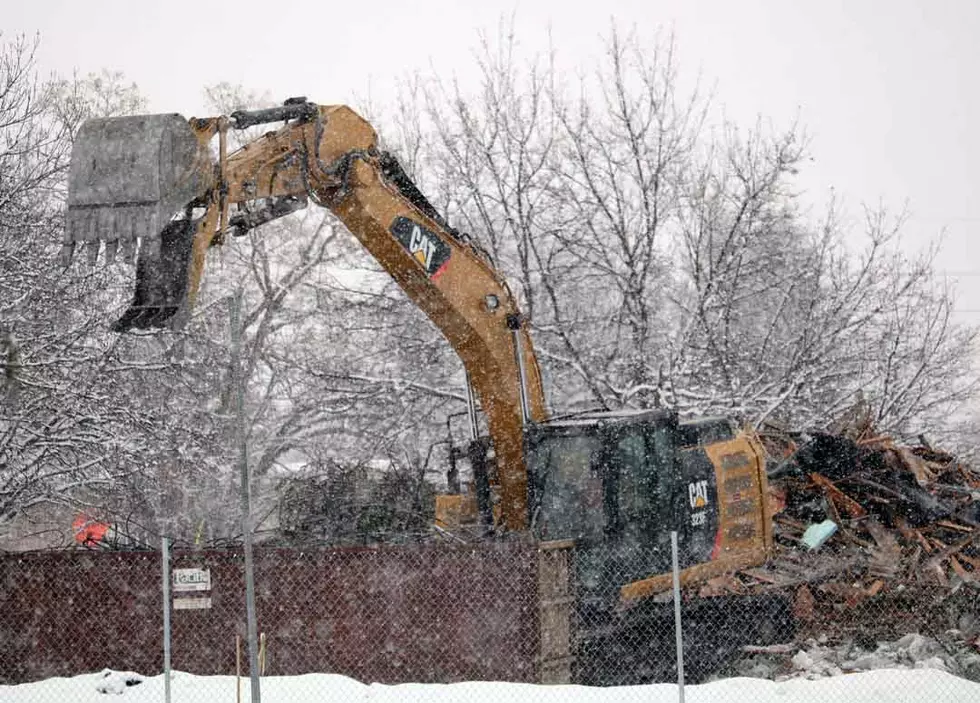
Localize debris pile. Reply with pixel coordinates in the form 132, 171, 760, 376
761, 429, 980, 590
704, 424, 980, 667
729, 632, 980, 682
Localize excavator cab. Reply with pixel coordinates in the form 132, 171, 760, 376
526, 409, 678, 545
523, 409, 772, 603
525, 410, 685, 599
436, 406, 772, 603
520, 409, 785, 688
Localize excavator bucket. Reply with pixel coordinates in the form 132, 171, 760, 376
64, 113, 214, 330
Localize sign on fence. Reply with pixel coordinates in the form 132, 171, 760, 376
172, 568, 211, 592
173, 596, 213, 610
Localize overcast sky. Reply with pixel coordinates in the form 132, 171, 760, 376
8, 0, 980, 315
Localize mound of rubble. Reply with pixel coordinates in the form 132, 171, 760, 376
701, 423, 980, 679
758, 429, 979, 590
729, 632, 980, 682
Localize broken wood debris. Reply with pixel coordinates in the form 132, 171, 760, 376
732, 424, 980, 616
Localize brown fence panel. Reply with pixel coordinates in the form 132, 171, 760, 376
0, 540, 550, 685
0, 550, 162, 683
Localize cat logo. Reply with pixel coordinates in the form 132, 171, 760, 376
390, 216, 451, 279
688, 479, 709, 509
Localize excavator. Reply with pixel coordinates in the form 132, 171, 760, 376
62, 99, 791, 683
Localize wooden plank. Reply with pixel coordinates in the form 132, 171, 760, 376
906, 545, 923, 582
857, 435, 894, 448
913, 530, 934, 553
774, 515, 809, 532
928, 562, 950, 587
895, 447, 936, 486
957, 553, 980, 570
865, 518, 901, 579
740, 567, 799, 586
698, 574, 747, 597
894, 518, 918, 543
924, 529, 980, 571
810, 472, 867, 518
949, 556, 972, 582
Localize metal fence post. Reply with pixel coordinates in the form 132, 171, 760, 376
161, 536, 172, 703
671, 530, 686, 703
231, 289, 262, 703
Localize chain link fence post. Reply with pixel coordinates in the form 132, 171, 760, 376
230, 289, 261, 703
671, 531, 686, 703
161, 535, 172, 703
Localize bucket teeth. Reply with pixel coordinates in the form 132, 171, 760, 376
64, 210, 86, 257
134, 212, 153, 247
102, 206, 152, 265
78, 212, 95, 246
96, 208, 115, 244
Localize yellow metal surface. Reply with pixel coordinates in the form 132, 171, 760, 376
434, 493, 478, 529
703, 431, 770, 561
619, 548, 769, 602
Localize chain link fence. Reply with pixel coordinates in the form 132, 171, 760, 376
1, 531, 979, 702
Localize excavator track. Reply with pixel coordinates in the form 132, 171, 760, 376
574, 593, 796, 685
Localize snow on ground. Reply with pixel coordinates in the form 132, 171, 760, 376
3, 668, 980, 703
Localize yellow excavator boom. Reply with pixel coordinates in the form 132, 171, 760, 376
64, 100, 547, 532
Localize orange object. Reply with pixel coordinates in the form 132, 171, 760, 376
72, 514, 109, 545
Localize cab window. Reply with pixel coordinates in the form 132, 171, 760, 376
529, 433, 604, 541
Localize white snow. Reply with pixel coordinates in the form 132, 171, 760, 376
2, 668, 979, 703
93, 670, 146, 695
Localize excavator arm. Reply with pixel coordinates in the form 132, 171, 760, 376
63, 101, 548, 531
